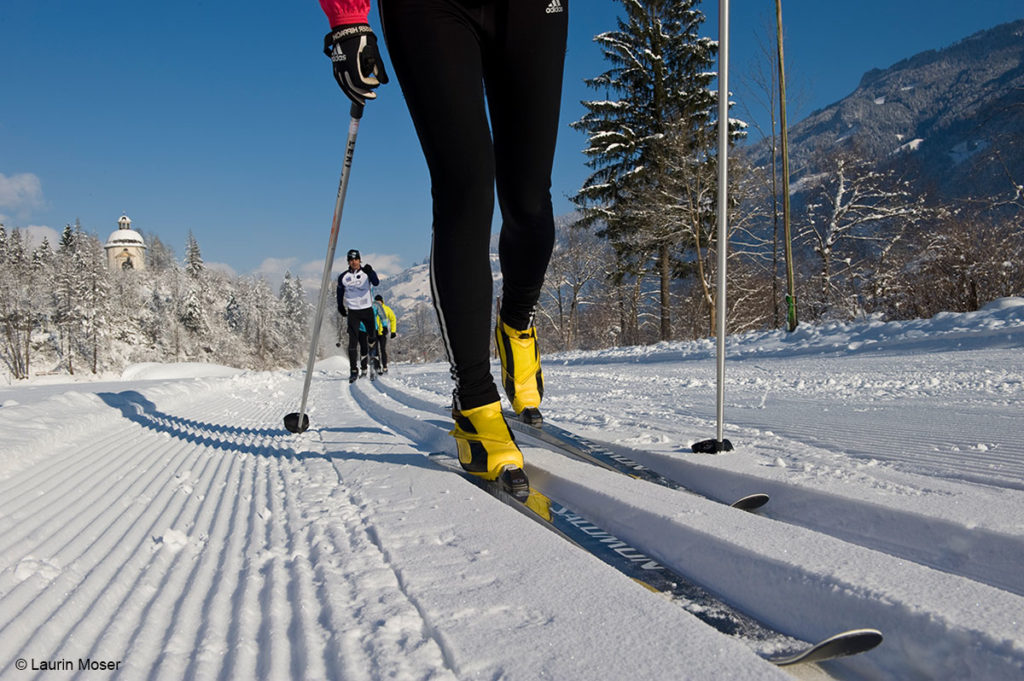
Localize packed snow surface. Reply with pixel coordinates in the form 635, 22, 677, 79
1, 298, 1023, 680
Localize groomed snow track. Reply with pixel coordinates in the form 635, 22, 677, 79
0, 360, 1022, 680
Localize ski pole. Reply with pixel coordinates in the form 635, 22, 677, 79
692, 0, 733, 454
285, 102, 364, 434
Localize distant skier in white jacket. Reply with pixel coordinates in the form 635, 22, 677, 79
336, 249, 379, 382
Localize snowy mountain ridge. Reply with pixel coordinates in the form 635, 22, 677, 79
753, 18, 1024, 201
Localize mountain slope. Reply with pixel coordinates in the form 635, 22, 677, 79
760, 18, 1024, 200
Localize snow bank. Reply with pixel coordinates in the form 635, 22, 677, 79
551, 297, 1024, 365
120, 362, 245, 381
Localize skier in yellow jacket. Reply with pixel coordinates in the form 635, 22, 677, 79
372, 294, 397, 373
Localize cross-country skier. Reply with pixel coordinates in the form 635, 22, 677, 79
319, 0, 567, 496
373, 294, 397, 373
336, 248, 379, 382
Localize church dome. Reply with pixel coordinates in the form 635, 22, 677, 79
104, 228, 146, 248
104, 213, 147, 249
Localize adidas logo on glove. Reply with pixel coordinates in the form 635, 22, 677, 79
545, 0, 564, 14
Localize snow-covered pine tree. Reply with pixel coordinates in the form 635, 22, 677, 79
48, 222, 112, 374
184, 231, 204, 278
31, 236, 53, 270
179, 286, 209, 337
247, 277, 283, 366
572, 0, 723, 341
147, 234, 177, 272
74, 232, 111, 373
225, 292, 244, 333
278, 271, 310, 363
0, 226, 35, 378
175, 231, 214, 353
52, 224, 87, 374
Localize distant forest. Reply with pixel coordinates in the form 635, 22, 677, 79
1, 224, 313, 380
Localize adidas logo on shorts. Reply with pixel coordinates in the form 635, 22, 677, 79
546, 0, 564, 14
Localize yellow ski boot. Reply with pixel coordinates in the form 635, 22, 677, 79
495, 316, 544, 424
451, 401, 528, 497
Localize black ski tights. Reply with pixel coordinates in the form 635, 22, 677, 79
380, 0, 567, 410
346, 307, 377, 373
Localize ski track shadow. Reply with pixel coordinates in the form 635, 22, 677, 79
97, 390, 300, 458
320, 449, 443, 474
319, 426, 453, 473
322, 426, 392, 436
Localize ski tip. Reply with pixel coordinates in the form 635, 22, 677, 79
283, 412, 310, 434
769, 628, 883, 666
730, 493, 770, 511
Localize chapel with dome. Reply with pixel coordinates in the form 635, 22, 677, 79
104, 214, 147, 271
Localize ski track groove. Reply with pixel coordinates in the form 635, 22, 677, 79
255, 455, 289, 681
0, 378, 336, 681
548, 365, 1024, 492
0, 423, 161, 560
148, 449, 241, 681
198, 448, 254, 681
106, 429, 225, 679
47, 433, 210, 673
0, 428, 210, 669
167, 445, 244, 681
220, 446, 266, 681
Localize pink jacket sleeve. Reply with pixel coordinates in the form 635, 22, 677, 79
319, 0, 370, 26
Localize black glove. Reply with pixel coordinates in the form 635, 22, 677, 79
324, 24, 389, 106
339, 308, 348, 317
390, 332, 396, 339
362, 264, 375, 276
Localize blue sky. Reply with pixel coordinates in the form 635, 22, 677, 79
2, 0, 1021, 288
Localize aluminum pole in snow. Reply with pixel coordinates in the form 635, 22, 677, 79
692, 0, 734, 453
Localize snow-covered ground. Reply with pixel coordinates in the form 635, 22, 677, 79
1, 298, 1022, 680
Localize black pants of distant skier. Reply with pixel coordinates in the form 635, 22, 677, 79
380, 0, 567, 410
346, 308, 377, 373
376, 333, 389, 370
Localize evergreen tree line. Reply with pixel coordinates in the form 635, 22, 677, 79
0, 223, 313, 380
533, 0, 1023, 352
